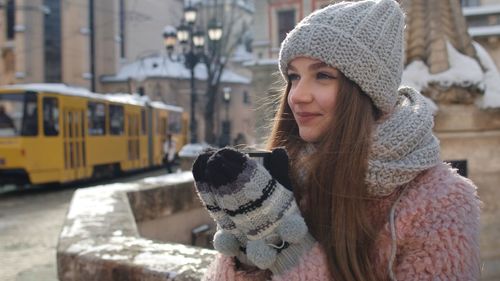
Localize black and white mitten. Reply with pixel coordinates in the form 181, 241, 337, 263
204, 147, 316, 274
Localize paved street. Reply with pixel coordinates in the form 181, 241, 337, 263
0, 168, 169, 281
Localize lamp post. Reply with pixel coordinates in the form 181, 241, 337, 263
221, 87, 231, 147
163, 3, 223, 144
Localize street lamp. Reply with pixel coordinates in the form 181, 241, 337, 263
221, 87, 231, 147
223, 87, 231, 120
162, 2, 223, 144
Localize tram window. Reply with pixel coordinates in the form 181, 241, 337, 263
21, 92, 38, 136
109, 104, 124, 135
87, 102, 106, 135
141, 109, 146, 135
168, 111, 182, 134
43, 97, 59, 136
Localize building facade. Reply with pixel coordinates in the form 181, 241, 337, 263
462, 0, 500, 69
0, 0, 183, 91
248, 0, 332, 143
252, 0, 331, 61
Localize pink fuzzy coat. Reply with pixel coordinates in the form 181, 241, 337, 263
202, 163, 481, 281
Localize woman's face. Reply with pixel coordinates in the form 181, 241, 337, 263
287, 57, 341, 143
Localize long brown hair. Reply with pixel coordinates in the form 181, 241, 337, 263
266, 72, 381, 281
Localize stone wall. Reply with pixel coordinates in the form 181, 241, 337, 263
57, 172, 216, 281
434, 104, 500, 280
127, 177, 215, 246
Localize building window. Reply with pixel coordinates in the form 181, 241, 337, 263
43, 97, 59, 136
6, 0, 15, 40
277, 9, 295, 44
119, 0, 126, 58
44, 0, 62, 82
461, 0, 480, 7
243, 91, 251, 105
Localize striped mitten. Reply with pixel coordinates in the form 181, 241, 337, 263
204, 147, 316, 275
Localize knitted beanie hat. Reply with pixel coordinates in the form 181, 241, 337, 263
279, 0, 405, 114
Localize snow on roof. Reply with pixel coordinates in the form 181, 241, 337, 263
463, 5, 500, 16
149, 101, 183, 112
105, 92, 148, 106
0, 83, 184, 110
185, 0, 254, 12
101, 55, 250, 84
0, 83, 102, 99
243, 58, 279, 67
231, 44, 254, 63
468, 25, 500, 37
107, 93, 184, 111
402, 40, 500, 109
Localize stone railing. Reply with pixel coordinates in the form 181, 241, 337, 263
57, 172, 217, 281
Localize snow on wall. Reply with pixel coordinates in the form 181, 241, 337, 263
402, 40, 500, 109
473, 42, 500, 108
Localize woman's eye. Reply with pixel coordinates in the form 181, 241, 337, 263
287, 73, 299, 81
317, 72, 335, 80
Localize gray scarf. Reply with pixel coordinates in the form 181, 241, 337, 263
366, 87, 441, 196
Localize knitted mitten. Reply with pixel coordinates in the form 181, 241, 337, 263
204, 147, 316, 275
192, 148, 250, 261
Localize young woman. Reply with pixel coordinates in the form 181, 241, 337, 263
193, 0, 481, 280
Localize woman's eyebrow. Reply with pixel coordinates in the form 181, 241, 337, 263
309, 62, 331, 70
288, 62, 335, 72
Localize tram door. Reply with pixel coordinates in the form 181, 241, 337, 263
127, 113, 140, 169
63, 108, 86, 181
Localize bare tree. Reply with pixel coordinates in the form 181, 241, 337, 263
197, 0, 252, 144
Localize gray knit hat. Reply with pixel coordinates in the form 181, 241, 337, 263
279, 0, 405, 113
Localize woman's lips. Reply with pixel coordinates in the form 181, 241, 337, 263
295, 112, 321, 124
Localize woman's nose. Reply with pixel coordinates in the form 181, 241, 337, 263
289, 80, 313, 104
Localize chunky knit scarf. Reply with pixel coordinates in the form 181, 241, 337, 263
296, 87, 441, 197
366, 86, 441, 196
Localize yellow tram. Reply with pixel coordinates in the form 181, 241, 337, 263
0, 84, 188, 185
